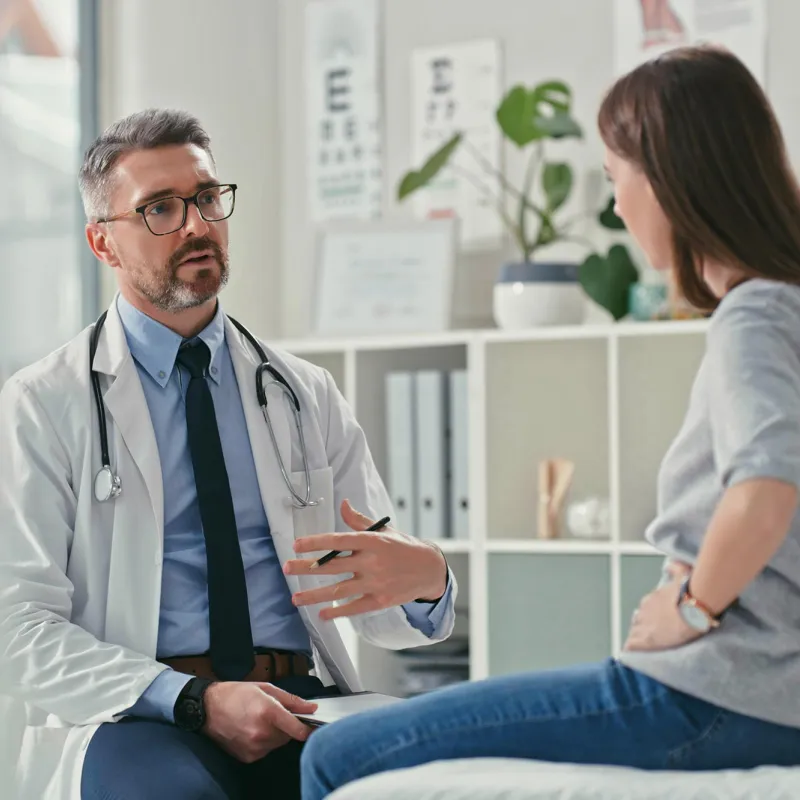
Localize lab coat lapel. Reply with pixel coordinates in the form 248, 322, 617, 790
225, 319, 298, 581
226, 319, 356, 690
91, 302, 164, 540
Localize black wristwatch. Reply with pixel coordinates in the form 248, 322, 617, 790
173, 677, 214, 733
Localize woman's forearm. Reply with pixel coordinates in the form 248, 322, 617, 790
690, 478, 798, 616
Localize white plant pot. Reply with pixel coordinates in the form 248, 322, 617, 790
493, 262, 585, 329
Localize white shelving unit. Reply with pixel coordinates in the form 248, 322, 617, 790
278, 319, 709, 694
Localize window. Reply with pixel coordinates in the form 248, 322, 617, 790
0, 0, 97, 382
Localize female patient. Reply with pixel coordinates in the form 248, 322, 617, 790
301, 45, 800, 798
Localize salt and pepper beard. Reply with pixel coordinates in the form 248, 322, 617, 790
125, 237, 230, 312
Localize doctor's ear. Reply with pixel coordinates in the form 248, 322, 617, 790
85, 223, 122, 269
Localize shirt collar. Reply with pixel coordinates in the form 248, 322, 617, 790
116, 295, 226, 388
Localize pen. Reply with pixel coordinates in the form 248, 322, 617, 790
310, 516, 391, 569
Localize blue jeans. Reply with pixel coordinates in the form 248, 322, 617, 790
300, 658, 800, 800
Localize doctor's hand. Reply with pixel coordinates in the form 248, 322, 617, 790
284, 500, 449, 620
624, 560, 700, 653
202, 682, 317, 763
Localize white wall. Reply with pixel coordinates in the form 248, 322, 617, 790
97, 0, 282, 336
278, 0, 800, 337
98, 0, 800, 339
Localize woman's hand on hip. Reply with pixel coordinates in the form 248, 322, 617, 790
624, 560, 702, 652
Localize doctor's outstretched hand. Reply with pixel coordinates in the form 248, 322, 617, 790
284, 500, 449, 619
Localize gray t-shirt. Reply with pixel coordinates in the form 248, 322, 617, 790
618, 278, 800, 728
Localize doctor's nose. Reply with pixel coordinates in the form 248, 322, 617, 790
182, 202, 211, 237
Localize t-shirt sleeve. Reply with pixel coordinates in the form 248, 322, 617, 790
706, 288, 800, 490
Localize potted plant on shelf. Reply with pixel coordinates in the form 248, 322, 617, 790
397, 80, 639, 328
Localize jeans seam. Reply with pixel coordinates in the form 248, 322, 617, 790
666, 708, 729, 767
354, 674, 672, 777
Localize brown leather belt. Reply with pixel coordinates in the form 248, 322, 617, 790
158, 650, 311, 682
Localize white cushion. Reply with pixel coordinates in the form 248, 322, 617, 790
328, 758, 800, 800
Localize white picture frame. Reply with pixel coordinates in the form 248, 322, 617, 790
313, 219, 457, 337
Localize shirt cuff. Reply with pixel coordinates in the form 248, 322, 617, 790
123, 669, 194, 723
401, 572, 453, 639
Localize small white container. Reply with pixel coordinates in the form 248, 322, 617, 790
566, 497, 611, 540
493, 262, 585, 329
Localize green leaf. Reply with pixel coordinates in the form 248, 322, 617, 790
598, 195, 625, 230
533, 80, 571, 112
496, 81, 582, 147
535, 111, 583, 139
579, 244, 639, 320
542, 162, 573, 212
496, 86, 538, 147
397, 133, 463, 200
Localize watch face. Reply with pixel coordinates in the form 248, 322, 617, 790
177, 698, 204, 731
681, 602, 711, 633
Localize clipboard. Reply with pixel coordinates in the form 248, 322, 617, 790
296, 692, 404, 727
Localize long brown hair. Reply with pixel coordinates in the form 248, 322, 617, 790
598, 45, 800, 310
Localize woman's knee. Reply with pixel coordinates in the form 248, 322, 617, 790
301, 723, 350, 790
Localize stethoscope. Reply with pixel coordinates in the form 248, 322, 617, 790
89, 310, 318, 509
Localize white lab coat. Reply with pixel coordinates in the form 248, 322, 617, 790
0, 302, 456, 800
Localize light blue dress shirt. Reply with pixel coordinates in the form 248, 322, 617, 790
118, 297, 452, 722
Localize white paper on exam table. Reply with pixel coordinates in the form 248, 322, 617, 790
296, 692, 404, 727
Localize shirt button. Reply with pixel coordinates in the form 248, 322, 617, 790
210, 366, 218, 375
154, 553, 162, 566
158, 371, 166, 379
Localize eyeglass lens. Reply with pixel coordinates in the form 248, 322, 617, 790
143, 185, 235, 235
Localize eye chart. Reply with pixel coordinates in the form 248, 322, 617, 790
306, 0, 383, 222
410, 39, 502, 249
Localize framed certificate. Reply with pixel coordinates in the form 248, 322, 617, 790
313, 219, 457, 336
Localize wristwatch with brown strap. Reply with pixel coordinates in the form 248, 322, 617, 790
676, 577, 722, 633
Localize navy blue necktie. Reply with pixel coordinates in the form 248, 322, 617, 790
177, 341, 254, 680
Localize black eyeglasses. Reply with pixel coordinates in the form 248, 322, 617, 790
96, 184, 237, 236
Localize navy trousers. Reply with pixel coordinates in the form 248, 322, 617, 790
81, 675, 338, 800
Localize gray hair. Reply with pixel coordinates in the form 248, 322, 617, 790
78, 108, 214, 220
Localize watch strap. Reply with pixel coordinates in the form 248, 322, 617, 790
179, 676, 214, 702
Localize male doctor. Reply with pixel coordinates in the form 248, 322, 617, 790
0, 108, 456, 800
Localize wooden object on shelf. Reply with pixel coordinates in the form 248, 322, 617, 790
537, 458, 575, 539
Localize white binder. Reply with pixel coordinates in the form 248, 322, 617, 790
414, 370, 449, 539
448, 369, 470, 539
385, 371, 417, 535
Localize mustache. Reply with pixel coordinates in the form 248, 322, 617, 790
168, 238, 225, 272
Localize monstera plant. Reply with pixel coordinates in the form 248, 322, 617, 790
398, 80, 638, 321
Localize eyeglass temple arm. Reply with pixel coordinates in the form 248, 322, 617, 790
95, 209, 138, 224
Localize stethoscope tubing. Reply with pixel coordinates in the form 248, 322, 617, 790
89, 311, 317, 508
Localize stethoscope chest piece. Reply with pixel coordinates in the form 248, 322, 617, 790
94, 466, 122, 503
